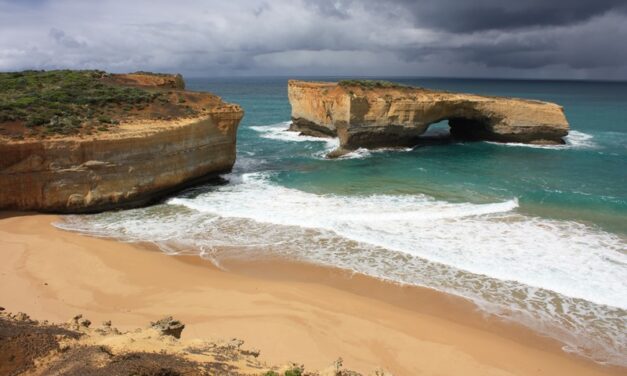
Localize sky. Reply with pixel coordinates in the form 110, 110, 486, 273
1, 0, 626, 80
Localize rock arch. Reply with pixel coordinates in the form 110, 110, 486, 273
288, 80, 569, 156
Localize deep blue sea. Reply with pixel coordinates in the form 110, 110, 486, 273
58, 77, 627, 366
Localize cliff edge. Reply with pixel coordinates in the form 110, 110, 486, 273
0, 70, 243, 213
288, 80, 569, 155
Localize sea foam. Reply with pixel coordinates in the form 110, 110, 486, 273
486, 130, 597, 150
250, 122, 339, 150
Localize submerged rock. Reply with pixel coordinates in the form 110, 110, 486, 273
288, 80, 569, 155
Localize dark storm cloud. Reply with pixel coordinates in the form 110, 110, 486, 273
0, 0, 626, 79
384, 0, 627, 32
397, 12, 627, 70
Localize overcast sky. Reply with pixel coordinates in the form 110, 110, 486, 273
1, 0, 626, 80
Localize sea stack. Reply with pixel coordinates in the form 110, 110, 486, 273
288, 80, 569, 155
0, 71, 243, 212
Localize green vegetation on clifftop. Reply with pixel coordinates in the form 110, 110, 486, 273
0, 70, 194, 137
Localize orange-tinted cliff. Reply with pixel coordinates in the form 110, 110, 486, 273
0, 73, 243, 212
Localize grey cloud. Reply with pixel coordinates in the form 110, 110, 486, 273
404, 13, 627, 70
253, 2, 270, 17
306, 0, 353, 19
0, 0, 625, 80
49, 28, 86, 48
384, 0, 627, 32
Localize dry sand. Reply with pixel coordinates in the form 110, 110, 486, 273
0, 213, 623, 375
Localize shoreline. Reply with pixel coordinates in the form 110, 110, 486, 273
1, 212, 624, 375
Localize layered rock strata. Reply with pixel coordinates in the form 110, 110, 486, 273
0, 76, 243, 213
288, 80, 569, 154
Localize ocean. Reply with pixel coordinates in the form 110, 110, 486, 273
56, 77, 627, 366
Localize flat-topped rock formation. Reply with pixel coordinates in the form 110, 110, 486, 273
288, 80, 569, 156
0, 71, 243, 212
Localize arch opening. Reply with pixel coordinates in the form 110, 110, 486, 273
417, 117, 494, 145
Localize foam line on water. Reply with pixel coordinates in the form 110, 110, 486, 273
335, 146, 416, 160
486, 131, 597, 150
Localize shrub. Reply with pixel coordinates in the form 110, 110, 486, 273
98, 115, 114, 124
284, 369, 303, 376
26, 116, 48, 127
338, 79, 407, 89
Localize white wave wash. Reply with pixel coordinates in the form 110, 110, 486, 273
487, 130, 597, 150
251, 122, 416, 160
168, 173, 626, 308
57, 171, 627, 366
250, 121, 339, 150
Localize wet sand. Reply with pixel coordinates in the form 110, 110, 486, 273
0, 213, 623, 375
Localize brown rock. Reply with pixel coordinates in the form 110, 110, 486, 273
288, 80, 569, 154
150, 316, 185, 339
14, 312, 31, 322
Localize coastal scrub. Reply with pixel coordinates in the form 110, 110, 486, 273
0, 70, 197, 137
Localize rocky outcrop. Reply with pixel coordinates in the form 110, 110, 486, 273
0, 310, 370, 376
0, 77, 243, 213
150, 316, 185, 339
288, 80, 569, 154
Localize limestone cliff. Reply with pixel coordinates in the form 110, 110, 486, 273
288, 80, 569, 153
0, 72, 243, 213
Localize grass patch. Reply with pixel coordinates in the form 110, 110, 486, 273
338, 79, 407, 89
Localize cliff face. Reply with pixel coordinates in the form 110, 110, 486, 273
0, 74, 243, 213
288, 81, 350, 137
288, 80, 569, 152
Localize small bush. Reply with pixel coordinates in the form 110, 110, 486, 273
26, 115, 48, 127
98, 116, 113, 124
338, 79, 407, 89
284, 369, 303, 376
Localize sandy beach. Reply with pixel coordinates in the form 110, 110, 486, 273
0, 213, 623, 376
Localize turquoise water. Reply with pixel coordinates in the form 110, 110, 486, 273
58, 77, 627, 366
193, 77, 627, 234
